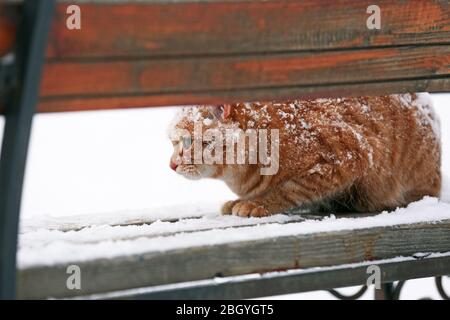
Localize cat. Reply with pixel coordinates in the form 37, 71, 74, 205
169, 93, 441, 217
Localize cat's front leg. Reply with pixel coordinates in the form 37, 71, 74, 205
221, 183, 304, 217
221, 186, 288, 217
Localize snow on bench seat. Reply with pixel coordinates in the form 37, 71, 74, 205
18, 197, 450, 299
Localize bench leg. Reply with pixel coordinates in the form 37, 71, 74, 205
0, 0, 55, 299
374, 282, 405, 300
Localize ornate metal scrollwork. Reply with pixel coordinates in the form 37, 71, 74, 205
391, 277, 449, 300
328, 285, 368, 300
329, 276, 449, 300
435, 276, 449, 300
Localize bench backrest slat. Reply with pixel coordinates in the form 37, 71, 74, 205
1, 0, 449, 112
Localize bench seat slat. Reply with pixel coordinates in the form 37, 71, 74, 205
17, 205, 450, 299
80, 254, 450, 300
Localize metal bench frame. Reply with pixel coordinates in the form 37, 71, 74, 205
0, 0, 55, 299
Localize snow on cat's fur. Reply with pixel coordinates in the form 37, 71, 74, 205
169, 93, 441, 217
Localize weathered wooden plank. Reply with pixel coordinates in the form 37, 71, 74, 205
22, 214, 306, 235
17, 219, 450, 299
39, 46, 450, 97
82, 254, 450, 300
2, 1, 450, 112
36, 77, 450, 112
45, 0, 450, 58
4, 1, 449, 58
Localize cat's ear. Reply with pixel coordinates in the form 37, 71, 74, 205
212, 104, 232, 121
222, 104, 232, 119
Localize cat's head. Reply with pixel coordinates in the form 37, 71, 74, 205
168, 104, 234, 180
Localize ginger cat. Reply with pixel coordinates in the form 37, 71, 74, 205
169, 93, 441, 217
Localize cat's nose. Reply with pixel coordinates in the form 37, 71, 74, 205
170, 161, 178, 171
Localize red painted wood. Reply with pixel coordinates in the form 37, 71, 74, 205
45, 0, 450, 58
40, 46, 450, 99
0, 5, 17, 57
36, 77, 450, 113
1, 1, 449, 112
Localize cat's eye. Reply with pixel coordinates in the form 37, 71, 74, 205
182, 136, 192, 150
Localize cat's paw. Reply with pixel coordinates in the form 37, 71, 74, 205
221, 200, 239, 215
228, 200, 270, 218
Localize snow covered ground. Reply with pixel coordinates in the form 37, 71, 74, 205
7, 93, 450, 299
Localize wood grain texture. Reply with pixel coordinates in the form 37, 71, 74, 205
82, 255, 450, 299
1, 0, 449, 111
40, 46, 450, 97
17, 219, 450, 299
36, 77, 450, 112
45, 0, 450, 58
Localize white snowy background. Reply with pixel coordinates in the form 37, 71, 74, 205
6, 94, 450, 299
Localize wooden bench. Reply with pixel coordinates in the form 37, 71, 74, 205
1, 0, 449, 299
17, 205, 450, 299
